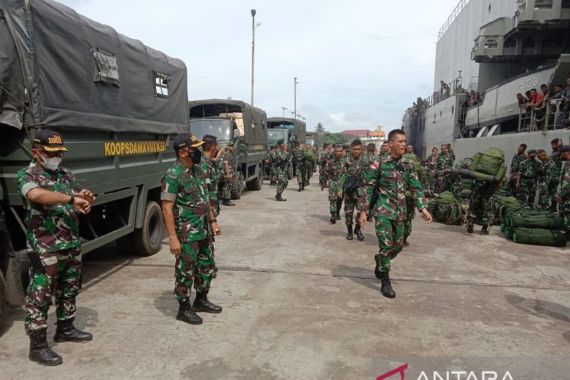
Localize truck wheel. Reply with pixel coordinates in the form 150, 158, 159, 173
246, 172, 263, 191
132, 201, 163, 256
231, 173, 243, 200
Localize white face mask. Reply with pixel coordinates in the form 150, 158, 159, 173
40, 154, 62, 171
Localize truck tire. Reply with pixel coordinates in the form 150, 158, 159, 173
231, 173, 243, 200
132, 201, 163, 257
246, 172, 263, 191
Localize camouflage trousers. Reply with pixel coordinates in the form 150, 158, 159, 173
560, 200, 570, 232
374, 216, 404, 273
328, 180, 342, 215
518, 178, 537, 206
404, 195, 415, 239
275, 167, 289, 194
221, 176, 234, 200
296, 163, 308, 186
344, 191, 360, 226
175, 238, 217, 302
468, 182, 494, 227
25, 248, 82, 334
270, 165, 277, 184
536, 181, 550, 210
319, 166, 327, 187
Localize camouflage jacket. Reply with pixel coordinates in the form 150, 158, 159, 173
324, 156, 346, 184
221, 151, 235, 179
545, 153, 563, 186
291, 147, 306, 164
426, 154, 438, 171
510, 153, 525, 175
340, 155, 365, 191
436, 152, 454, 172
17, 162, 81, 254
361, 153, 381, 186
161, 162, 211, 243
199, 155, 221, 202
518, 159, 541, 179
369, 155, 427, 222
274, 149, 289, 171
557, 161, 570, 202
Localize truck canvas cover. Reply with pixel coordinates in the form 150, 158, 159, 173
267, 117, 306, 143
0, 0, 188, 134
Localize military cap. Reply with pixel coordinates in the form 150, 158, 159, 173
559, 145, 570, 153
527, 149, 536, 154
277, 139, 285, 145
173, 134, 204, 151
33, 129, 68, 152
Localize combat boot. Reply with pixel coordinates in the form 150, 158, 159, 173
335, 212, 341, 221
176, 300, 203, 325
466, 222, 474, 234
193, 292, 223, 314
480, 225, 489, 235
298, 185, 302, 192
276, 193, 287, 202
374, 254, 382, 279
330, 215, 336, 224
223, 199, 236, 206
346, 224, 354, 240
29, 330, 63, 366
54, 318, 93, 343
379, 271, 396, 299
354, 225, 364, 241
403, 237, 409, 247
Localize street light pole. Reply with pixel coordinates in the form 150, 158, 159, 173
250, 9, 256, 106
293, 77, 299, 120
281, 107, 288, 117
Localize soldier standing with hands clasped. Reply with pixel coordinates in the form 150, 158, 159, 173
161, 135, 222, 326
17, 129, 95, 366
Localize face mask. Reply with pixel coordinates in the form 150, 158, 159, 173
190, 149, 202, 164
40, 154, 62, 171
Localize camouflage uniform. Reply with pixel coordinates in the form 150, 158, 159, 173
292, 147, 307, 188
161, 162, 217, 303
267, 148, 277, 185
510, 153, 525, 196
467, 181, 495, 229
324, 156, 345, 217
274, 149, 289, 195
221, 150, 235, 200
536, 157, 551, 209
199, 155, 221, 216
425, 153, 438, 192
304, 149, 317, 185
402, 154, 427, 241
544, 153, 563, 210
17, 162, 82, 334
318, 151, 333, 188
557, 161, 570, 231
518, 158, 540, 206
436, 152, 455, 193
369, 156, 427, 273
340, 156, 366, 227
451, 158, 473, 201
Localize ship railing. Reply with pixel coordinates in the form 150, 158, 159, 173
518, 100, 569, 132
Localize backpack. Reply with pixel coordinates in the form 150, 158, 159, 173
428, 191, 464, 225
512, 227, 567, 247
470, 148, 507, 183
490, 195, 523, 225
506, 209, 564, 230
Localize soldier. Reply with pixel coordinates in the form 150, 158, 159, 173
379, 142, 390, 158
268, 145, 278, 186
17, 129, 95, 366
555, 145, 570, 232
161, 135, 222, 326
340, 140, 367, 241
200, 135, 224, 217
318, 143, 333, 188
510, 143, 527, 195
304, 144, 317, 186
220, 141, 236, 207
517, 149, 540, 206
450, 157, 473, 200
402, 152, 427, 246
436, 143, 455, 193
405, 144, 419, 160
274, 139, 290, 201
292, 142, 307, 192
426, 147, 439, 193
536, 149, 550, 209
545, 143, 563, 211
363, 129, 432, 298
323, 144, 346, 223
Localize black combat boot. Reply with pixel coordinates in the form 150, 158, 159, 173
466, 221, 474, 234
276, 193, 287, 202
176, 300, 203, 325
223, 199, 236, 206
29, 330, 63, 366
403, 237, 409, 247
354, 224, 364, 241
374, 254, 382, 279
193, 292, 223, 314
480, 225, 489, 235
330, 214, 336, 224
298, 185, 303, 192
54, 318, 93, 343
346, 224, 354, 240
335, 212, 341, 221
379, 271, 396, 299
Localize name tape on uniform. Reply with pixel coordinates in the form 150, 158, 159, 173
104, 141, 167, 156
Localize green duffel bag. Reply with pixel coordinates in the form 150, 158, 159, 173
491, 195, 522, 224
470, 148, 505, 176
510, 210, 564, 230
428, 191, 464, 225
512, 228, 567, 247
502, 225, 514, 240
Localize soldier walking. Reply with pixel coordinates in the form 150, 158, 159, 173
363, 129, 432, 298
340, 140, 367, 241
436, 143, 455, 193
17, 130, 94, 366
200, 135, 224, 217
292, 142, 307, 192
274, 139, 290, 201
220, 141, 236, 207
161, 135, 223, 326
323, 144, 346, 224
517, 150, 540, 206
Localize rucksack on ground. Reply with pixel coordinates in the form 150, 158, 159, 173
428, 191, 464, 225
512, 227, 567, 247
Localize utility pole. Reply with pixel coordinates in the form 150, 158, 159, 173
281, 107, 288, 117
293, 77, 299, 120
250, 9, 256, 106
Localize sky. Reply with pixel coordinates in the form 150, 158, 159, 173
59, 0, 459, 133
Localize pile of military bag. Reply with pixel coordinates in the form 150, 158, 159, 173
459, 148, 507, 184
501, 209, 567, 247
428, 191, 465, 225
490, 194, 523, 225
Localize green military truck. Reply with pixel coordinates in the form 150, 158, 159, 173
0, 0, 189, 316
267, 118, 307, 177
189, 99, 268, 199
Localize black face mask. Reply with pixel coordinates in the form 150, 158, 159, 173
190, 149, 202, 164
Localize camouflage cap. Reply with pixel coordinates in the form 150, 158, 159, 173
173, 134, 204, 151
33, 129, 68, 152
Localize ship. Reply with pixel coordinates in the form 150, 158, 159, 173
403, 0, 570, 164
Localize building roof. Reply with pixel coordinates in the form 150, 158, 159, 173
341, 130, 385, 138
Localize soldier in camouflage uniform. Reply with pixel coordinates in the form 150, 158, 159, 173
379, 142, 390, 159
323, 145, 346, 223
556, 146, 570, 232
402, 152, 427, 246
220, 141, 236, 207
450, 157, 473, 201
274, 139, 290, 201
268, 145, 277, 186
291, 142, 307, 191
517, 150, 541, 206
304, 144, 317, 186
364, 129, 432, 299
426, 147, 439, 194
17, 130, 94, 366
199, 135, 224, 217
436, 143, 455, 193
340, 140, 367, 241
318, 144, 333, 188
510, 144, 527, 197
161, 135, 222, 326
544, 150, 563, 211
536, 149, 550, 209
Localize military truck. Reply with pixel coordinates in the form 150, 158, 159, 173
0, 0, 188, 316
267, 118, 306, 176
189, 99, 268, 199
